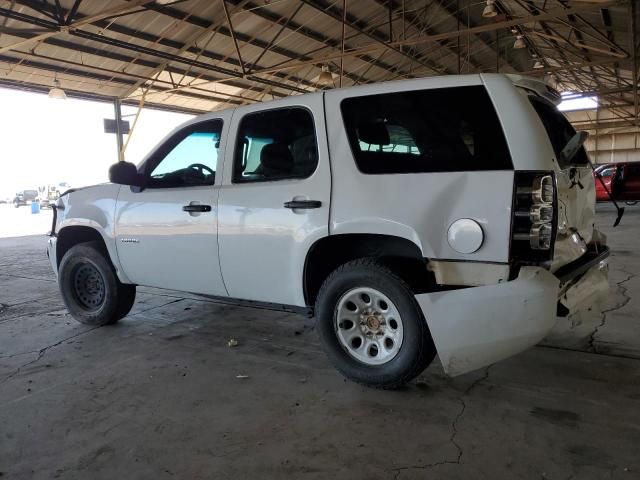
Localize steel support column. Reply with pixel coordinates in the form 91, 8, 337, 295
114, 99, 125, 162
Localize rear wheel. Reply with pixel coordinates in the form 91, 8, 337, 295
315, 259, 436, 389
58, 241, 136, 326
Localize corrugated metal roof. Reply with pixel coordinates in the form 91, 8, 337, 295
0, 0, 637, 128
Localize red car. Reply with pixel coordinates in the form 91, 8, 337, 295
594, 162, 640, 204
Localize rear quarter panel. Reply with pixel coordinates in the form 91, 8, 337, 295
481, 74, 557, 172
324, 75, 514, 262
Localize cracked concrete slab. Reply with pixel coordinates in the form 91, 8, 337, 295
1, 205, 640, 479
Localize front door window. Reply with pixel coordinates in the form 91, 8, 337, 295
147, 120, 222, 188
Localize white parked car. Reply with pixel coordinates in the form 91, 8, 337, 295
47, 74, 609, 388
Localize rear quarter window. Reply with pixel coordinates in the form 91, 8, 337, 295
340, 85, 513, 174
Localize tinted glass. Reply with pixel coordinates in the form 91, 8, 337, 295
233, 107, 318, 183
529, 96, 588, 168
340, 86, 512, 174
627, 165, 640, 176
147, 120, 222, 188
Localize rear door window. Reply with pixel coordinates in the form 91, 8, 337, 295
233, 107, 318, 183
340, 86, 512, 174
626, 164, 640, 176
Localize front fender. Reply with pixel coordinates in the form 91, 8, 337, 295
56, 184, 130, 284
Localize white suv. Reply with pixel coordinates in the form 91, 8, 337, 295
47, 74, 609, 388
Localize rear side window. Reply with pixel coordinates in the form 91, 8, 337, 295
340, 86, 512, 174
626, 164, 640, 177
529, 96, 588, 168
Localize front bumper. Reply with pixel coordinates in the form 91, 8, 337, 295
416, 246, 610, 376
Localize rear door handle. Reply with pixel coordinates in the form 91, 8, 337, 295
284, 200, 322, 209
182, 204, 212, 213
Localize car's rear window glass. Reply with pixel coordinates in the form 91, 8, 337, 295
529, 96, 588, 168
340, 85, 513, 174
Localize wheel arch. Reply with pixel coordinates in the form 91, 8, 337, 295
56, 226, 109, 269
303, 233, 434, 306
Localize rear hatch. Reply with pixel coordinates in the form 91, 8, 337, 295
527, 95, 596, 271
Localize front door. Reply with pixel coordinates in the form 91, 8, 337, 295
115, 117, 228, 296
217, 95, 331, 306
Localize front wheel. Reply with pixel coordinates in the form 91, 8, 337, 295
315, 259, 436, 389
58, 241, 136, 326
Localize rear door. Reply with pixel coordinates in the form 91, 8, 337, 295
217, 94, 330, 306
622, 164, 640, 200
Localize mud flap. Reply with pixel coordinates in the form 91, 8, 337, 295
416, 267, 559, 376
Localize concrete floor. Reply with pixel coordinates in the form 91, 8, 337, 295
1, 205, 639, 480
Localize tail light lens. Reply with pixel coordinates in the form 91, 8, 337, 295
511, 171, 557, 263
532, 175, 554, 204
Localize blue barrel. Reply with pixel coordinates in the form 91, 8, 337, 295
31, 201, 40, 214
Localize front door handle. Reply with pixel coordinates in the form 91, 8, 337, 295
284, 200, 322, 209
182, 204, 212, 213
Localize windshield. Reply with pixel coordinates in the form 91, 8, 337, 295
529, 96, 588, 169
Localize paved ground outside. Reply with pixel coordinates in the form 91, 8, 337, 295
0, 204, 53, 238
0, 204, 639, 479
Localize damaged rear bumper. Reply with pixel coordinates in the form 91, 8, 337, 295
416, 246, 610, 377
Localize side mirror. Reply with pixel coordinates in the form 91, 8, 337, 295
108, 161, 144, 187
559, 131, 588, 165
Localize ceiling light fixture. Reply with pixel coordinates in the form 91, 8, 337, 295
317, 64, 334, 87
48, 78, 67, 100
513, 35, 526, 49
482, 0, 497, 18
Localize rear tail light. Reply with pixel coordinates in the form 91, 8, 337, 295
511, 171, 557, 263
532, 175, 554, 204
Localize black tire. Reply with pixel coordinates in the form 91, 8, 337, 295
315, 258, 436, 389
58, 241, 136, 326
